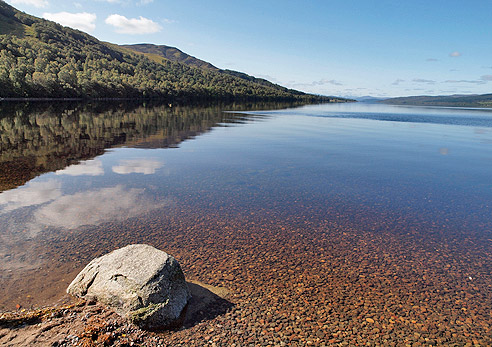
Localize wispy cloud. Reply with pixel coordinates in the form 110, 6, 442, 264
444, 79, 486, 85
449, 51, 462, 57
288, 79, 343, 88
163, 18, 177, 24
318, 79, 343, 86
412, 78, 436, 84
480, 75, 492, 81
105, 14, 162, 34
426, 58, 439, 62
43, 12, 97, 32
9, 0, 48, 8
392, 79, 405, 86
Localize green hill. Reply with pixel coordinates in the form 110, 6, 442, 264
121, 43, 219, 71
0, 1, 351, 102
123, 43, 306, 96
382, 94, 492, 108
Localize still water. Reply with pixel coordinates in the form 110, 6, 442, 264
0, 101, 491, 320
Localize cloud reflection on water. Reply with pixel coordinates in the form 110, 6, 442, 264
0, 183, 170, 270
112, 158, 163, 175
55, 159, 104, 176
34, 185, 168, 230
0, 180, 62, 213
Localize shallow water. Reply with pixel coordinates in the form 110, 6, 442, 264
0, 101, 491, 344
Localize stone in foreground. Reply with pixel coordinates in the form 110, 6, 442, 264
67, 244, 190, 330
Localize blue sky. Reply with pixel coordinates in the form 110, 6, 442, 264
6, 0, 492, 98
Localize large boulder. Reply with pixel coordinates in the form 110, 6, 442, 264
67, 244, 190, 330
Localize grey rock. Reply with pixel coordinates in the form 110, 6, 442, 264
67, 244, 190, 329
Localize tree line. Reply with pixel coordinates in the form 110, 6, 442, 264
0, 1, 335, 101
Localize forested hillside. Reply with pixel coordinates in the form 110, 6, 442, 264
0, 1, 349, 102
382, 94, 492, 108
121, 44, 219, 71
123, 44, 306, 96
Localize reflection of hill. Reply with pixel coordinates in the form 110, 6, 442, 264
0, 101, 294, 192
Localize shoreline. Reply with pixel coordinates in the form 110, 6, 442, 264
0, 96, 355, 103
0, 280, 232, 346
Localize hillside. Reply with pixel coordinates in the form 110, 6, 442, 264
121, 44, 306, 97
123, 44, 306, 96
382, 94, 492, 108
0, 1, 350, 102
120, 43, 219, 71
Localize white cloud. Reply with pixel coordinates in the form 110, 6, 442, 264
43, 12, 97, 32
112, 159, 163, 175
0, 180, 61, 213
34, 185, 168, 229
105, 14, 162, 34
9, 0, 48, 8
449, 51, 462, 57
56, 159, 104, 176
138, 0, 154, 4
287, 79, 343, 89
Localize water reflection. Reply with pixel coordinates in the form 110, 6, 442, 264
0, 100, 287, 277
56, 159, 104, 176
0, 180, 61, 213
1, 101, 491, 325
254, 102, 492, 127
0, 101, 282, 192
33, 185, 169, 230
112, 158, 163, 175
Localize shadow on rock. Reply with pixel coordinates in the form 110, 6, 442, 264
181, 281, 234, 329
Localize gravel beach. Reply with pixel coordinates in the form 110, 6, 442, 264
1, 202, 491, 346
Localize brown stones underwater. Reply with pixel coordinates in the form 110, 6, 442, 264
0, 203, 490, 346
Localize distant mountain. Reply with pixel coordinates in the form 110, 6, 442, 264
0, 1, 351, 102
354, 96, 385, 103
382, 94, 492, 108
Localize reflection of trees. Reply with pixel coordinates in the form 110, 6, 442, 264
0, 101, 299, 192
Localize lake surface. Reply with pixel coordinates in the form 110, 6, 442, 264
0, 101, 491, 344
